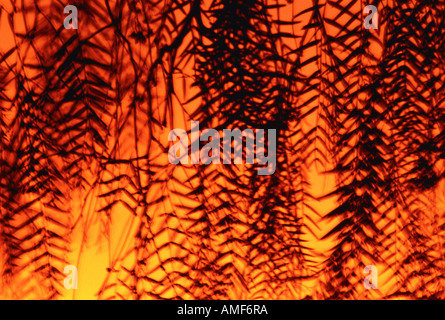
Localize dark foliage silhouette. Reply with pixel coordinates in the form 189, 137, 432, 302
0, 0, 444, 299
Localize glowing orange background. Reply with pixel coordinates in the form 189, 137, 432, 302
0, 0, 444, 300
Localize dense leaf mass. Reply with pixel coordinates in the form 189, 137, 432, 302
0, 0, 444, 299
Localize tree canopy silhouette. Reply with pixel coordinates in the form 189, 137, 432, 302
0, 0, 444, 299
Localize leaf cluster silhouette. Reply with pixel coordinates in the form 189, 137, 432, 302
0, 0, 444, 299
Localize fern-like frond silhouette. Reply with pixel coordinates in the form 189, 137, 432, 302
0, 0, 444, 300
